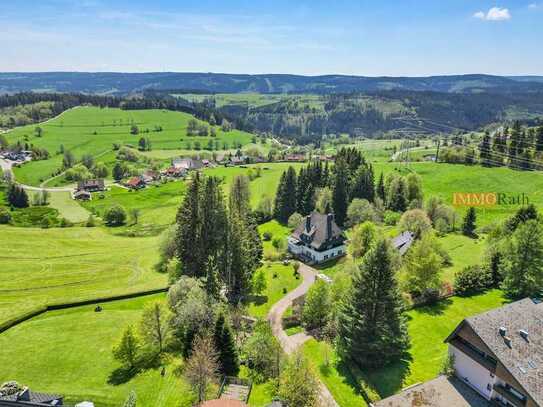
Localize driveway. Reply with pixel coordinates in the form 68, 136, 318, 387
267, 262, 339, 407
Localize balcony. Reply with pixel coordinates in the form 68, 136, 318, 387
493, 383, 527, 407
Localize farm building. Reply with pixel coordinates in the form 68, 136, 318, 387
73, 190, 91, 201
162, 166, 186, 178
142, 169, 160, 184
77, 179, 105, 192
125, 176, 146, 190
288, 213, 346, 264
172, 157, 204, 171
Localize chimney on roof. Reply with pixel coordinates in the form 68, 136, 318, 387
499, 326, 507, 337
504, 336, 512, 348
327, 213, 333, 239
519, 330, 529, 341
306, 215, 311, 232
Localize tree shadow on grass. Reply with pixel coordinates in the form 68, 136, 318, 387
413, 297, 453, 316
108, 351, 163, 386
332, 350, 413, 401
244, 294, 268, 306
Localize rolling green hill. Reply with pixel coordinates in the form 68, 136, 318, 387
5, 106, 255, 186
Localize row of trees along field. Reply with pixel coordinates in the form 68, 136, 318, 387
440, 122, 543, 170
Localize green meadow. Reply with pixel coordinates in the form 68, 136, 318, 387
0, 294, 193, 407
374, 162, 543, 226
0, 226, 166, 327
6, 106, 254, 186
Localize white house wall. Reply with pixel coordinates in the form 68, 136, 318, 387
449, 344, 495, 400
288, 240, 345, 263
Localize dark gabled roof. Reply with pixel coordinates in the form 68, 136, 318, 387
446, 298, 543, 405
77, 179, 104, 189
291, 212, 345, 250
392, 231, 414, 255
374, 375, 491, 407
0, 388, 63, 406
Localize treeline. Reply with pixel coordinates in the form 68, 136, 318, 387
0, 93, 121, 129
440, 121, 543, 170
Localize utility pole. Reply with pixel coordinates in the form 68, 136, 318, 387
435, 138, 441, 163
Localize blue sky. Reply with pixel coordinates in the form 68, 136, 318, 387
1, 0, 541, 75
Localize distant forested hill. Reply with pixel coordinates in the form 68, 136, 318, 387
1, 72, 543, 95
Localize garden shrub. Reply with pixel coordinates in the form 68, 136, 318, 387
454, 265, 491, 295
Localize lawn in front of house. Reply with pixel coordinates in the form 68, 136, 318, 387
258, 220, 291, 260
0, 294, 193, 407
47, 191, 91, 223
246, 263, 301, 319
303, 289, 507, 406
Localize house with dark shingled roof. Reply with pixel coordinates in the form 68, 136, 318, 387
375, 298, 543, 407
287, 212, 346, 264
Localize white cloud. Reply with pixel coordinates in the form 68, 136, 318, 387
473, 7, 511, 21
529, 3, 540, 9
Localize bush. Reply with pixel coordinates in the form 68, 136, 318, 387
454, 265, 491, 295
399, 209, 432, 238
104, 205, 127, 226
0, 207, 11, 224
383, 210, 400, 226
59, 218, 73, 228
287, 212, 303, 229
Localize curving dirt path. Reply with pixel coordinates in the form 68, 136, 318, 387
267, 263, 339, 407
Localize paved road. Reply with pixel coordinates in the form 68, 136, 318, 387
267, 263, 339, 407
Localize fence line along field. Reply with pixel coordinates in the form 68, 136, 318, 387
0, 226, 166, 328
5, 106, 255, 186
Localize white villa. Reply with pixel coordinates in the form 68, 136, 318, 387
288, 212, 346, 264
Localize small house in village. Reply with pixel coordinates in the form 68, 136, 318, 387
142, 170, 159, 184
288, 212, 346, 264
73, 190, 91, 201
77, 179, 105, 192
125, 176, 146, 190
172, 157, 205, 171
162, 166, 186, 178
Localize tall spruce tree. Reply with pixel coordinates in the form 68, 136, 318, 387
462, 207, 477, 236
7, 184, 29, 208
376, 172, 386, 202
338, 238, 408, 368
332, 159, 349, 226
479, 132, 492, 166
273, 167, 298, 223
175, 172, 204, 277
213, 313, 240, 376
351, 165, 375, 203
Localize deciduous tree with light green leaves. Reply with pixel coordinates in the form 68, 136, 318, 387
113, 326, 140, 369
500, 219, 543, 298
302, 279, 331, 330
139, 302, 170, 354
401, 232, 443, 297
278, 351, 319, 407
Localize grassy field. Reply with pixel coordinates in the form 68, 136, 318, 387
440, 233, 485, 283
0, 226, 166, 327
304, 289, 507, 406
6, 107, 255, 186
374, 162, 543, 226
48, 191, 91, 223
81, 181, 186, 229
0, 294, 193, 407
257, 220, 291, 260
205, 162, 304, 208
246, 262, 300, 319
